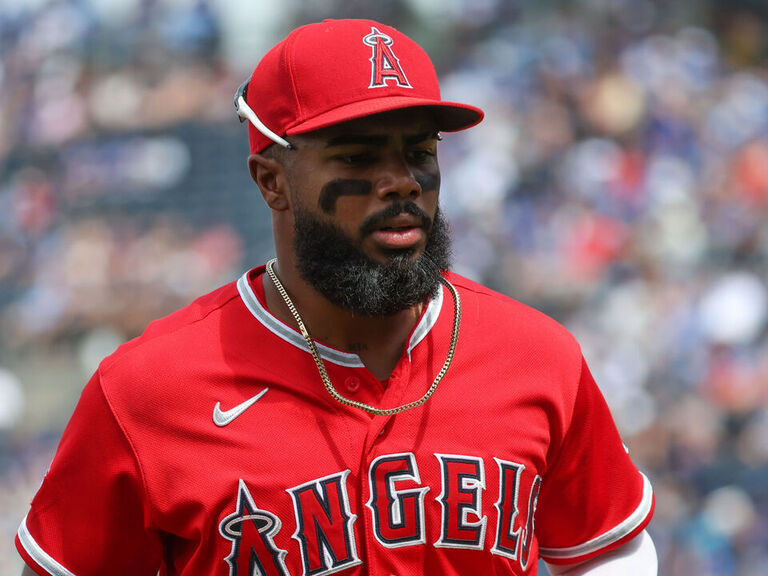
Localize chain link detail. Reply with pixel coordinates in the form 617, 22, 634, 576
265, 258, 460, 416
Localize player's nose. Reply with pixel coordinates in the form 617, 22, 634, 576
374, 155, 422, 201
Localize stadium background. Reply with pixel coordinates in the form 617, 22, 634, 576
1, 0, 767, 573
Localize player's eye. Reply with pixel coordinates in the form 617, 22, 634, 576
408, 149, 436, 164
335, 151, 375, 166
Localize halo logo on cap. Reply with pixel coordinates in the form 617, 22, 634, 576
363, 26, 412, 89
237, 19, 484, 154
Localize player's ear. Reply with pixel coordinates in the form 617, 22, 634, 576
248, 153, 290, 211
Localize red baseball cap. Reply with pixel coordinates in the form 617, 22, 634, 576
236, 19, 484, 153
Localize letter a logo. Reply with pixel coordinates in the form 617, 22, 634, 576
363, 27, 412, 89
219, 480, 290, 576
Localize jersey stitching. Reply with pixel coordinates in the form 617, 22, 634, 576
567, 350, 585, 442
97, 368, 157, 531
538, 473, 654, 559
540, 347, 584, 478
444, 276, 510, 301
21, 283, 242, 573
237, 273, 365, 367
238, 271, 445, 365
17, 516, 77, 576
538, 356, 653, 562
100, 288, 242, 373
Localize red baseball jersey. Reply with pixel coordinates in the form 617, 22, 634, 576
17, 266, 654, 575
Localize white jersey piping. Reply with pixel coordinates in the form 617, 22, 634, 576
236, 270, 444, 368
17, 515, 77, 576
539, 473, 654, 560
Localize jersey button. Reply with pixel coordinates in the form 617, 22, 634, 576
344, 376, 361, 393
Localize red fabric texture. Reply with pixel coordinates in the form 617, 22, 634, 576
246, 19, 483, 153
18, 268, 652, 575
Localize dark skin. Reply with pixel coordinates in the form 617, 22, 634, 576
19, 109, 441, 575
19, 107, 652, 575
250, 108, 442, 380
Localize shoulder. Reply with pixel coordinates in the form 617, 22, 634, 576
94, 269, 267, 413
100, 279, 243, 374
442, 271, 589, 451
89, 273, 264, 445
445, 270, 580, 353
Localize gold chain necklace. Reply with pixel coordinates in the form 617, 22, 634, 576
265, 258, 461, 416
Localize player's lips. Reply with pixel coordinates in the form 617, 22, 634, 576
369, 215, 426, 249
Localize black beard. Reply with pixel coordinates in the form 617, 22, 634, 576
293, 202, 452, 316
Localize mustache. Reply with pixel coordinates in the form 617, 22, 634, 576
360, 202, 432, 236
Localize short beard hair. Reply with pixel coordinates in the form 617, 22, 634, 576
293, 202, 452, 316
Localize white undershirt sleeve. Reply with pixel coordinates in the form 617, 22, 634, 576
545, 530, 657, 576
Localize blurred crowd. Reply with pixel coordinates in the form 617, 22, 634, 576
1, 0, 767, 574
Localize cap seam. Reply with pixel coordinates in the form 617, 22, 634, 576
285, 29, 304, 123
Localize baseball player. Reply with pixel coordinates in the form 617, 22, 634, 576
17, 19, 656, 575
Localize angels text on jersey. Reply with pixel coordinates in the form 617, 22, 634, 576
218, 452, 541, 576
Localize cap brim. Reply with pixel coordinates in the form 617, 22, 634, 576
285, 96, 484, 136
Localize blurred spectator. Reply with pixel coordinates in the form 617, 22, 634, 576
1, 0, 767, 574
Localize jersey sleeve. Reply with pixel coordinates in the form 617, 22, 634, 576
536, 356, 654, 566
16, 371, 163, 575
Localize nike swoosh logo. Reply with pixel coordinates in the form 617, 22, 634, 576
213, 388, 269, 427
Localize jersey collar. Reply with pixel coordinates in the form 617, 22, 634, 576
236, 267, 444, 367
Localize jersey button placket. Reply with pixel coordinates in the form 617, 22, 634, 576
344, 376, 361, 393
